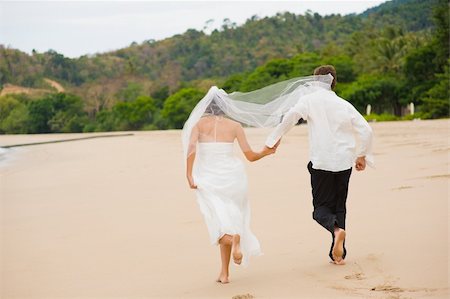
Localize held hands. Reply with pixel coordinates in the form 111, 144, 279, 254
355, 156, 366, 171
187, 175, 197, 189
263, 139, 281, 156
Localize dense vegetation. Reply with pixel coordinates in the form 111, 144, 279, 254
0, 0, 448, 134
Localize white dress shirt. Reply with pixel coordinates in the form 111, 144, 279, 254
265, 86, 374, 172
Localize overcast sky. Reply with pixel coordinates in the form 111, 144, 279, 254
0, 0, 385, 58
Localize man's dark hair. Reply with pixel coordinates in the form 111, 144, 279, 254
314, 65, 337, 90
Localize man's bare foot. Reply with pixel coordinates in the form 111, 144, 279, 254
216, 274, 229, 284
332, 228, 346, 264
231, 234, 243, 265
331, 259, 346, 265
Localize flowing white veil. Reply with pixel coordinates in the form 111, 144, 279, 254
181, 74, 333, 163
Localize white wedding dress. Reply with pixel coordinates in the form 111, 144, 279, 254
191, 116, 261, 266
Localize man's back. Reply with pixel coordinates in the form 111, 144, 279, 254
265, 86, 373, 172
302, 89, 360, 171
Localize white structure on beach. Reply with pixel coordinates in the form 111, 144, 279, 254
366, 104, 372, 115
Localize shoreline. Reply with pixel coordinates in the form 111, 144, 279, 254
0, 133, 134, 148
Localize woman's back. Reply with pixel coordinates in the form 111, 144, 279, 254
196, 116, 239, 143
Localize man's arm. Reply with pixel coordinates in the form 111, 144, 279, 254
265, 100, 308, 148
349, 105, 374, 169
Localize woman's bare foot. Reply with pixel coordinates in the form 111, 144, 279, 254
216, 274, 229, 284
332, 228, 346, 264
231, 234, 243, 265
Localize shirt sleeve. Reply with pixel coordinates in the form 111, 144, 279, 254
265, 99, 308, 148
349, 104, 375, 167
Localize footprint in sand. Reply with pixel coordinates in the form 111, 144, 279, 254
391, 185, 413, 191
232, 294, 254, 299
344, 261, 367, 281
432, 147, 450, 152
426, 174, 450, 179
372, 285, 440, 297
371, 284, 404, 292
344, 272, 366, 280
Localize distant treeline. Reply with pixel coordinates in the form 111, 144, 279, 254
0, 0, 448, 134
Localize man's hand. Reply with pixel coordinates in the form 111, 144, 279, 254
187, 176, 197, 189
355, 156, 366, 171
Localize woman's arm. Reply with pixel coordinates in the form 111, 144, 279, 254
236, 124, 278, 162
186, 153, 197, 189
186, 126, 199, 189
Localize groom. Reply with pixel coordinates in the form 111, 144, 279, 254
265, 65, 373, 264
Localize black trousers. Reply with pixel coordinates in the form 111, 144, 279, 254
307, 161, 352, 260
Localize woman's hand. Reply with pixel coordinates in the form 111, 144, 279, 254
243, 139, 281, 162
187, 175, 197, 189
262, 139, 281, 156
262, 146, 276, 155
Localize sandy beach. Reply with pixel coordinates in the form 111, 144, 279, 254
0, 119, 448, 299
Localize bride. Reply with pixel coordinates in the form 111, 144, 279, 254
185, 98, 278, 284
182, 76, 332, 284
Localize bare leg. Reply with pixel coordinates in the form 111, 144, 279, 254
332, 227, 346, 265
219, 234, 243, 266
231, 234, 243, 265
219, 234, 233, 246
217, 243, 231, 284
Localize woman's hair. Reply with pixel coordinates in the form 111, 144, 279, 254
314, 65, 337, 90
205, 100, 225, 116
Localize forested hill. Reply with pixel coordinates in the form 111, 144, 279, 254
0, 0, 448, 134
0, 0, 439, 91
361, 0, 439, 30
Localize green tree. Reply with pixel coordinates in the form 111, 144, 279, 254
239, 58, 295, 91
322, 55, 356, 82
403, 0, 449, 109
27, 97, 54, 133
1, 105, 29, 134
420, 63, 450, 118
27, 93, 87, 133
290, 52, 323, 77
222, 73, 246, 92
404, 44, 437, 100
0, 95, 30, 133
341, 75, 404, 115
0, 95, 21, 121
161, 88, 204, 129
151, 85, 170, 109
116, 82, 145, 102
431, 0, 449, 73
111, 95, 157, 130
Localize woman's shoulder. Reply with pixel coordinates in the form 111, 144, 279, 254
223, 117, 239, 124
223, 118, 242, 129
